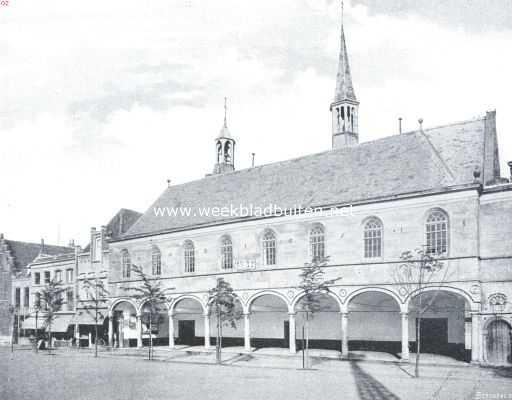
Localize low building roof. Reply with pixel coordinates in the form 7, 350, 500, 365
2, 239, 73, 272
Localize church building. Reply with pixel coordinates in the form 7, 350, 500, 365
105, 15, 512, 366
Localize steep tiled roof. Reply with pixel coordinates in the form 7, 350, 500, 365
123, 113, 499, 238
82, 208, 142, 252
106, 208, 143, 240
4, 240, 73, 271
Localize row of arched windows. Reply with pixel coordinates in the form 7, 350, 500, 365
120, 209, 448, 278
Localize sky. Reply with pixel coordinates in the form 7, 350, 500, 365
1, 0, 511, 247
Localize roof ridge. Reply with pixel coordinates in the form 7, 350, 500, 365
6, 239, 72, 250
402, 115, 486, 136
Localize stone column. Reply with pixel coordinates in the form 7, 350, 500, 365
341, 312, 349, 356
471, 312, 480, 363
168, 311, 175, 349
289, 313, 296, 354
108, 311, 113, 347
401, 312, 410, 361
204, 313, 211, 349
119, 316, 124, 348
244, 313, 251, 351
136, 313, 143, 348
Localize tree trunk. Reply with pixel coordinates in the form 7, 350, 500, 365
48, 322, 52, 355
216, 307, 221, 364
94, 307, 98, 358
305, 312, 310, 369
415, 315, 421, 378
35, 312, 39, 353
219, 320, 223, 364
149, 312, 153, 361
10, 312, 15, 353
415, 289, 424, 378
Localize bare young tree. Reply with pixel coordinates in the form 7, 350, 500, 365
7, 304, 15, 353
122, 264, 173, 360
81, 276, 109, 357
297, 256, 340, 369
207, 278, 242, 364
393, 248, 448, 378
39, 277, 65, 354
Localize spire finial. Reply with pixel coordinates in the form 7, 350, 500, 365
341, 0, 344, 28
224, 97, 228, 128
333, 0, 357, 104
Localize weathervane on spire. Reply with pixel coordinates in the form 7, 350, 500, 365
341, 0, 344, 26
224, 97, 228, 128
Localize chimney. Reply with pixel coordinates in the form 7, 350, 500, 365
398, 118, 403, 135
68, 239, 75, 247
100, 225, 107, 247
508, 161, 512, 181
40, 238, 45, 254
0, 233, 3, 240
251, 153, 255, 168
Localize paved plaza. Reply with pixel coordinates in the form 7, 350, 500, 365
1, 347, 511, 400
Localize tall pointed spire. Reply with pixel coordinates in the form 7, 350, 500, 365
334, 1, 357, 103
330, 0, 359, 149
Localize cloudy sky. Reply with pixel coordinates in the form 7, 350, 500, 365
1, 0, 511, 246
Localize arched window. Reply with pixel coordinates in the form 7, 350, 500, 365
309, 225, 325, 262
425, 210, 448, 255
122, 250, 131, 279
184, 240, 195, 273
151, 246, 161, 276
263, 230, 276, 266
364, 218, 383, 258
221, 235, 233, 270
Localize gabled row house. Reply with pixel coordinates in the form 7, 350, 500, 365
10, 209, 141, 346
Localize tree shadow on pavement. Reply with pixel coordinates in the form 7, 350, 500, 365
489, 366, 512, 379
350, 361, 401, 400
